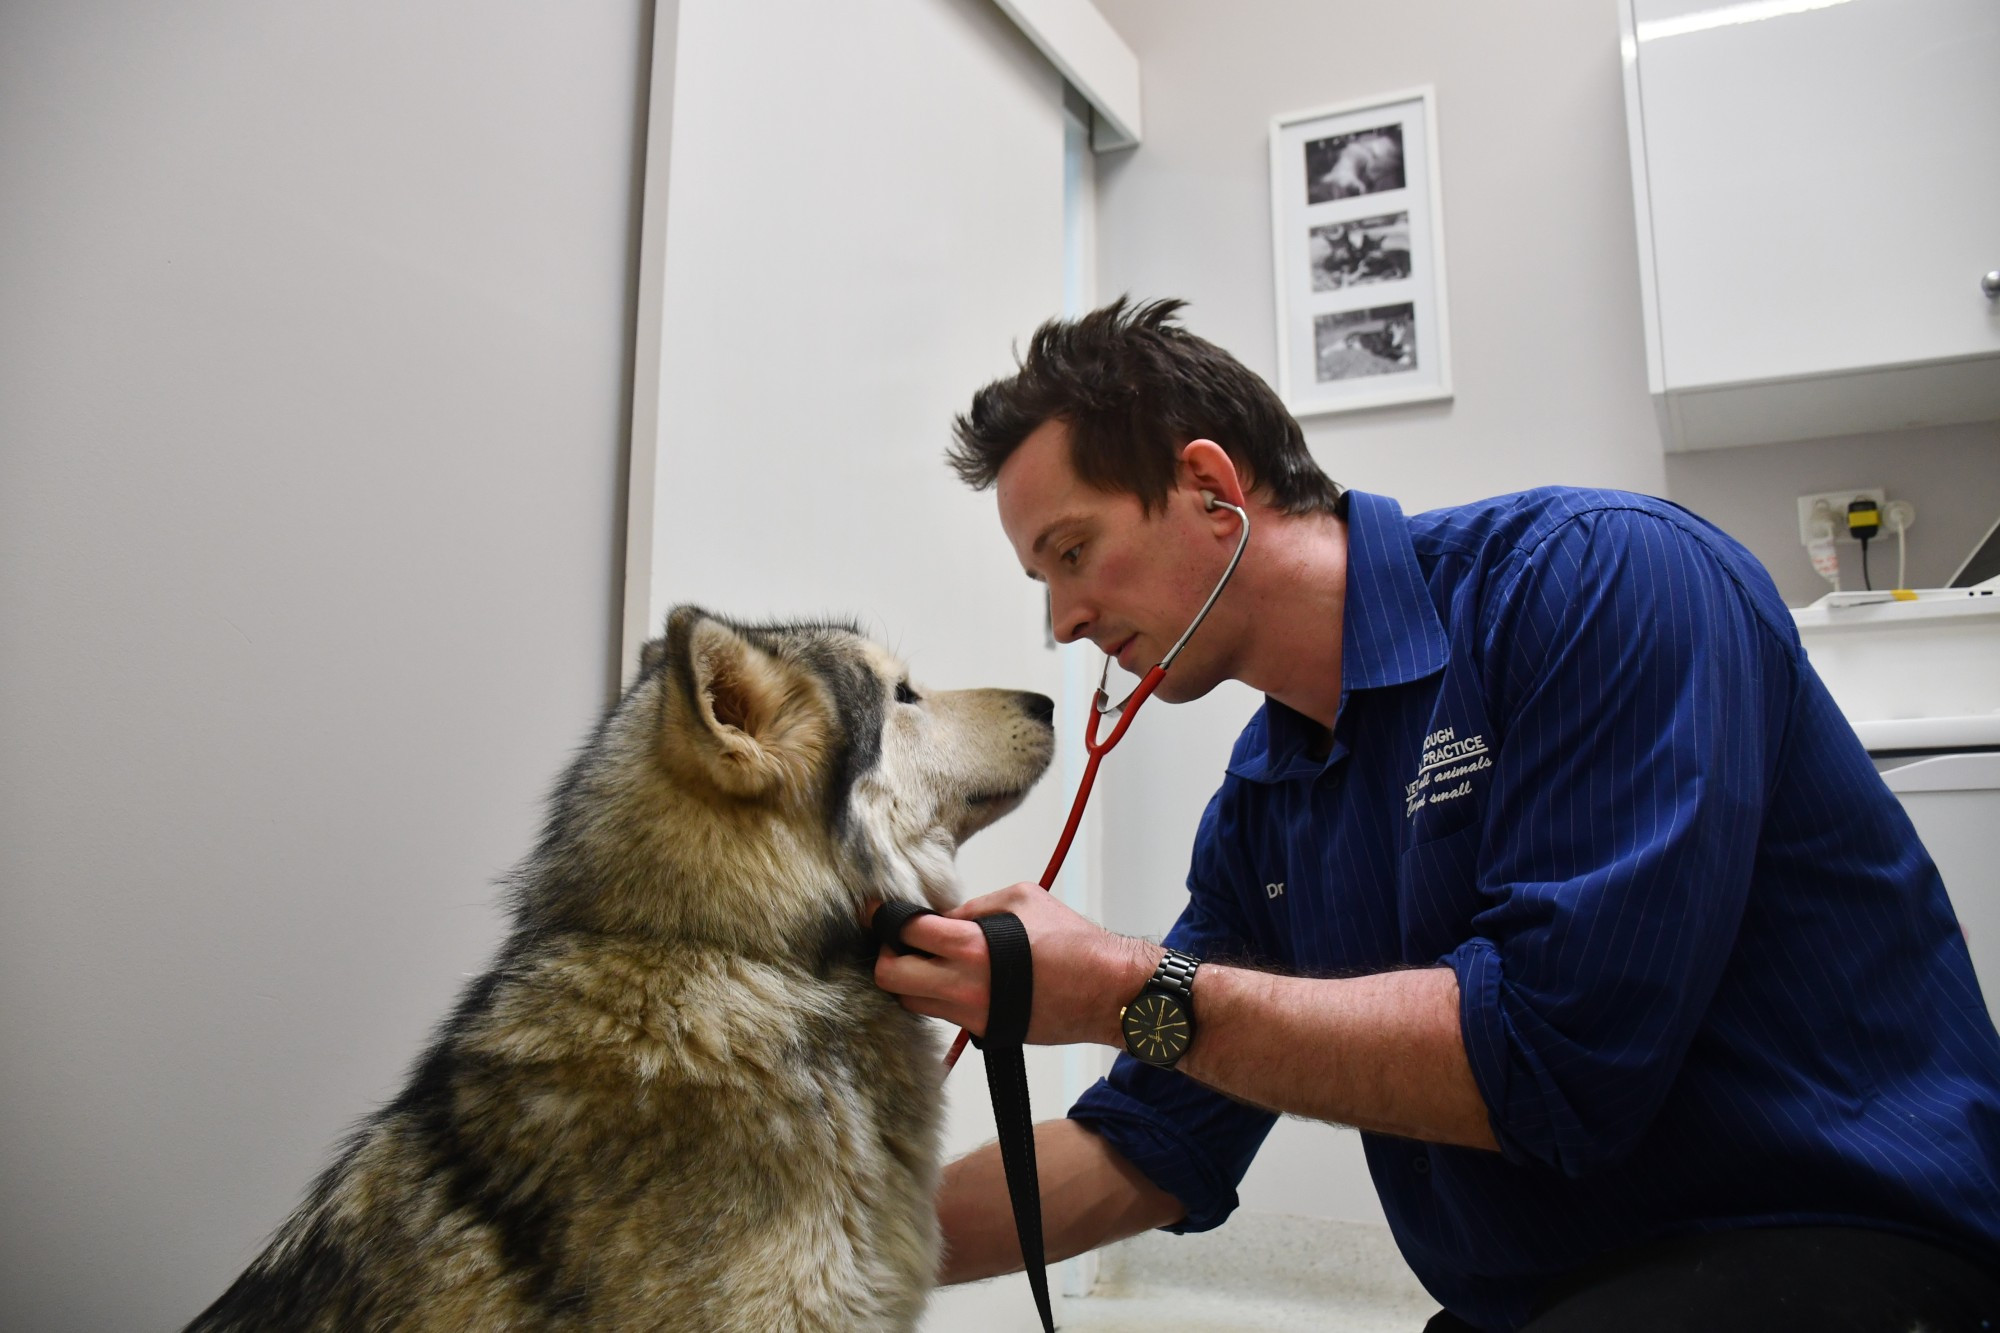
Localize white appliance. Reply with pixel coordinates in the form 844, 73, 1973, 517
1878, 753, 2000, 1014
1793, 586, 2000, 753
1794, 580, 2000, 1023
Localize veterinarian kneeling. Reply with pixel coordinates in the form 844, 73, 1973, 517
871, 299, 2000, 1333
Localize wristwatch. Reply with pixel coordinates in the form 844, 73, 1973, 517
1120, 948, 1201, 1068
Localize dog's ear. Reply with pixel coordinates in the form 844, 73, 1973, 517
664, 608, 828, 799
637, 636, 668, 677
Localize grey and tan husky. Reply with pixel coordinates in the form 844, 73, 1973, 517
185, 606, 1055, 1332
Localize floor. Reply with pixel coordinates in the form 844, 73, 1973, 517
1061, 1212, 1440, 1332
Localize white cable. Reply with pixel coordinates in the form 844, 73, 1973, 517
1807, 508, 1840, 592
1897, 520, 1907, 591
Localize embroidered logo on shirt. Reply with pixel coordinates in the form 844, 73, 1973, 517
1405, 726, 1492, 819
1265, 882, 1285, 899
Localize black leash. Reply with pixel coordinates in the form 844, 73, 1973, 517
873, 901, 1054, 1333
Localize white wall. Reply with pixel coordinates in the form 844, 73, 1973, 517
632, 1, 1077, 1325
1083, 0, 2000, 1229
0, 5, 647, 1328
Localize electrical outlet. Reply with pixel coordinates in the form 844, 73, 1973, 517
1883, 499, 1917, 535
1797, 488, 1886, 545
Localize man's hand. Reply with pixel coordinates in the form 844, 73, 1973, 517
866, 884, 1160, 1047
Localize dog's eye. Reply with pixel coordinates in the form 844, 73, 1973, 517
895, 681, 920, 705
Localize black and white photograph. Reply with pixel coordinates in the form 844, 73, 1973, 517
1270, 88, 1452, 415
1310, 213, 1411, 291
1304, 123, 1404, 204
1314, 304, 1417, 381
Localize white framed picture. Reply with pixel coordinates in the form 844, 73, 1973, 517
1270, 87, 1452, 417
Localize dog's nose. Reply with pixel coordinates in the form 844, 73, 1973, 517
1019, 692, 1054, 726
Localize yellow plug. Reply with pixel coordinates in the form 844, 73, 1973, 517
1845, 498, 1881, 542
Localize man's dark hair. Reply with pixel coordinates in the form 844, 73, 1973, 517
947, 297, 1342, 516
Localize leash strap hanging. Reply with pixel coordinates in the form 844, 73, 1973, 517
870, 904, 1054, 1333
971, 911, 1053, 1333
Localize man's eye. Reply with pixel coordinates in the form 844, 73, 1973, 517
895, 681, 920, 705
1060, 544, 1083, 566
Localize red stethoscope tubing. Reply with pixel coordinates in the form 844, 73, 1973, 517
942, 662, 1167, 1070
938, 492, 1249, 1071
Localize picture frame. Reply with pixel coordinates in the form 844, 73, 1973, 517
1269, 87, 1452, 417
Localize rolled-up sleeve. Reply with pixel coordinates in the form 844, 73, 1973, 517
1445, 508, 1782, 1176
1069, 790, 1279, 1232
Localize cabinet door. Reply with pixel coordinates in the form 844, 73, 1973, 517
1634, 0, 2000, 390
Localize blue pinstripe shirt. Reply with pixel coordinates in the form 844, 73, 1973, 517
1069, 487, 2000, 1330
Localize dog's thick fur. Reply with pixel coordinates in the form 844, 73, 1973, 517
185, 606, 1055, 1332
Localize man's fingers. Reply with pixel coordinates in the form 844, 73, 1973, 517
895, 911, 987, 960
860, 900, 995, 960
875, 951, 990, 1032
873, 948, 956, 993
874, 947, 987, 1004
894, 994, 981, 1034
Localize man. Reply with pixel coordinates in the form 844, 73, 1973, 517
872, 299, 2000, 1331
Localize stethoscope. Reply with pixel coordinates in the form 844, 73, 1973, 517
943, 490, 1251, 1069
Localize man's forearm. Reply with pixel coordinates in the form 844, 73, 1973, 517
1177, 963, 1499, 1151
937, 1117, 1183, 1284
871, 890, 1500, 1187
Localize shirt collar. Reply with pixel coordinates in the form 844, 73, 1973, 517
1225, 489, 1449, 784
1337, 489, 1450, 692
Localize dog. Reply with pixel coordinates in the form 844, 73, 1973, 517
1313, 131, 1405, 201
184, 605, 1056, 1332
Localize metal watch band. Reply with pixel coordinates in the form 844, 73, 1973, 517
1149, 947, 1200, 1003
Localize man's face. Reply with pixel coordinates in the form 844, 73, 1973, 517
995, 419, 1238, 703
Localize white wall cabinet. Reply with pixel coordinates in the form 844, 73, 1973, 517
1619, 0, 2000, 452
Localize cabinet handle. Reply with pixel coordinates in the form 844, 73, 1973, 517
1985, 271, 2000, 300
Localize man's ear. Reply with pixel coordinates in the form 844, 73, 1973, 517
662, 607, 827, 799
1178, 439, 1248, 521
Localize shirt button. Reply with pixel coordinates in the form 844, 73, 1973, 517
1412, 1155, 1431, 1176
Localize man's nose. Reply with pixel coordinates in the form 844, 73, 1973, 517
1046, 588, 1092, 645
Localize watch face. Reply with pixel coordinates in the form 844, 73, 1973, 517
1121, 992, 1191, 1066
